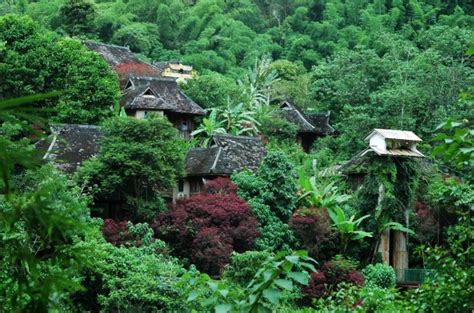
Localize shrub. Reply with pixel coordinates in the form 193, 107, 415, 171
102, 219, 158, 248
362, 263, 396, 289
152, 178, 259, 276
289, 208, 331, 257
223, 250, 272, 286
232, 151, 299, 251
302, 256, 364, 302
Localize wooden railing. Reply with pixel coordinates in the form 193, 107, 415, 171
396, 269, 435, 285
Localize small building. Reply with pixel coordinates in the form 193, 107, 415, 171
174, 134, 267, 200
280, 100, 335, 152
83, 41, 161, 88
332, 128, 425, 279
361, 129, 424, 158
121, 76, 205, 139
37, 124, 102, 174
154, 61, 194, 80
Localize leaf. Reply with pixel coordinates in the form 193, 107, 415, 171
287, 271, 309, 285
187, 291, 200, 302
215, 304, 232, 313
274, 279, 293, 291
285, 255, 300, 264
262, 288, 281, 304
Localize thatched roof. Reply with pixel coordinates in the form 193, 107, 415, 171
185, 134, 267, 176
121, 76, 205, 115
38, 124, 102, 173
280, 101, 335, 135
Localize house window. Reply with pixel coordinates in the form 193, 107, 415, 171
178, 180, 184, 193
143, 88, 155, 98
181, 119, 188, 131
190, 180, 201, 194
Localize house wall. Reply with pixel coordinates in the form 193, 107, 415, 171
165, 112, 195, 140
369, 133, 387, 152
133, 110, 164, 119
172, 177, 205, 202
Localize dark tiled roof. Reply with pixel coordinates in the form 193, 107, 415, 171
83, 40, 161, 86
39, 124, 102, 173
120, 76, 205, 115
185, 134, 267, 176
280, 101, 335, 135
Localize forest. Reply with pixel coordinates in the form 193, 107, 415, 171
0, 0, 473, 312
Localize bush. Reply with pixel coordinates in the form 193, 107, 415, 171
362, 263, 396, 289
232, 151, 299, 251
102, 219, 159, 248
152, 178, 259, 276
223, 250, 272, 286
302, 256, 364, 302
77, 230, 185, 311
289, 208, 331, 257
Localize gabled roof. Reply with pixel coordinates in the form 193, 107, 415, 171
38, 124, 102, 173
280, 101, 335, 135
83, 40, 161, 86
120, 76, 205, 115
185, 134, 267, 176
365, 129, 422, 142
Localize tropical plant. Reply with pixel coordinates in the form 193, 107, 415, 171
297, 168, 351, 210
219, 99, 260, 136
191, 108, 227, 146
181, 250, 316, 312
327, 207, 373, 254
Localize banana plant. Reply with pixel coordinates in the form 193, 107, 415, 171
328, 207, 373, 254
191, 109, 227, 147
297, 167, 351, 210
220, 100, 260, 136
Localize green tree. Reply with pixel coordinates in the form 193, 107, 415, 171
77, 116, 187, 222
59, 0, 97, 36
0, 14, 120, 124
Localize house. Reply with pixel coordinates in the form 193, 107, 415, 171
361, 129, 424, 158
83, 41, 205, 138
154, 61, 194, 80
121, 76, 205, 139
37, 124, 102, 174
174, 134, 267, 200
280, 100, 335, 152
83, 41, 161, 88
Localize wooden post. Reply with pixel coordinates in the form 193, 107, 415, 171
376, 183, 390, 264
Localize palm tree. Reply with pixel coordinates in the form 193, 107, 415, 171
191, 109, 226, 147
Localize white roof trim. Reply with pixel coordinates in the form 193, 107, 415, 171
365, 129, 422, 142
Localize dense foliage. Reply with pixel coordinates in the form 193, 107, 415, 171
0, 1, 473, 312
77, 116, 187, 221
0, 14, 119, 124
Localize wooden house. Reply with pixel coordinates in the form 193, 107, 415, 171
83, 40, 161, 88
280, 100, 335, 152
174, 134, 267, 200
83, 41, 205, 138
121, 76, 205, 139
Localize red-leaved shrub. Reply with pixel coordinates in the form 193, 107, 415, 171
152, 178, 259, 276
204, 176, 237, 194
289, 208, 331, 256
102, 219, 129, 246
302, 256, 364, 302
